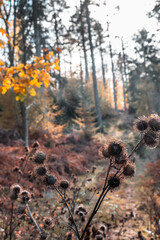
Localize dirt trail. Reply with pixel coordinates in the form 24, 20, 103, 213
109, 180, 150, 240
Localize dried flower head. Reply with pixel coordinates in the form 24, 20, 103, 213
60, 180, 69, 189
148, 115, 160, 132
108, 175, 120, 189
32, 141, 39, 148
101, 145, 110, 158
108, 141, 125, 156
11, 184, 21, 194
33, 151, 46, 164
96, 235, 103, 240
40, 231, 48, 240
20, 190, 31, 203
134, 116, 148, 132
44, 218, 52, 226
114, 153, 128, 165
144, 131, 159, 148
123, 163, 135, 177
45, 175, 56, 186
35, 166, 47, 176
99, 224, 106, 232
65, 232, 73, 240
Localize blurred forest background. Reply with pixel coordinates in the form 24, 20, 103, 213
0, 0, 160, 239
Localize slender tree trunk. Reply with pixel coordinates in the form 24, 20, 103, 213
121, 37, 128, 90
119, 58, 126, 111
33, 0, 41, 57
80, 0, 89, 83
85, 0, 103, 131
109, 41, 117, 111
20, 101, 29, 147
100, 47, 106, 88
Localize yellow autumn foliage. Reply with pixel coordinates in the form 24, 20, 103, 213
0, 52, 60, 101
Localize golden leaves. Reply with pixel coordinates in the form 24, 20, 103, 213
54, 59, 60, 71
0, 53, 60, 101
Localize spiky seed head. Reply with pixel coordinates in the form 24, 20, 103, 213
60, 180, 69, 189
65, 232, 73, 240
96, 235, 103, 240
40, 231, 48, 240
134, 116, 148, 132
45, 175, 56, 186
44, 218, 52, 225
81, 215, 85, 222
144, 131, 159, 148
99, 225, 106, 232
115, 153, 127, 165
78, 211, 84, 217
20, 190, 31, 203
32, 141, 39, 148
102, 146, 110, 158
108, 141, 124, 156
11, 184, 21, 194
35, 166, 47, 176
108, 176, 120, 188
148, 115, 160, 132
33, 151, 46, 164
123, 163, 135, 177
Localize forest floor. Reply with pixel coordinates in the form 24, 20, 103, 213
0, 112, 157, 239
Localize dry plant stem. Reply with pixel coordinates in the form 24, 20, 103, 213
80, 184, 110, 240
128, 136, 144, 158
53, 186, 80, 239
9, 202, 14, 240
26, 203, 41, 234
103, 158, 112, 189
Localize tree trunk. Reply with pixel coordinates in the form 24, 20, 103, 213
109, 41, 117, 111
33, 0, 41, 57
20, 101, 29, 147
85, 0, 103, 131
80, 0, 89, 83
100, 47, 106, 88
121, 37, 128, 90
119, 58, 126, 111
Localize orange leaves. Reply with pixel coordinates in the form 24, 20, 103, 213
0, 53, 60, 101
56, 47, 62, 53
0, 27, 7, 36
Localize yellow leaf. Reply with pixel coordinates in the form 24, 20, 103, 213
49, 51, 54, 56
29, 88, 36, 96
1, 87, 7, 94
16, 95, 20, 101
54, 59, 60, 71
0, 60, 4, 65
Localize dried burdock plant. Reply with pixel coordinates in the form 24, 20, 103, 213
2, 114, 160, 240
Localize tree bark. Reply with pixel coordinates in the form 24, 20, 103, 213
85, 0, 103, 131
109, 41, 117, 111
80, 0, 89, 83
100, 47, 106, 88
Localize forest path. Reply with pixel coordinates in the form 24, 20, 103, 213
108, 179, 150, 240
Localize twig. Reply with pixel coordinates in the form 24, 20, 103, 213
26, 203, 41, 234
9, 202, 14, 240
128, 136, 144, 158
53, 186, 80, 239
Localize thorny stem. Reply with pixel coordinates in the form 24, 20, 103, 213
26, 203, 41, 234
9, 202, 14, 240
53, 186, 80, 239
128, 136, 144, 158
